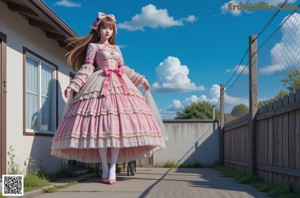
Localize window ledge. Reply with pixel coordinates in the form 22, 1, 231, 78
23, 130, 54, 137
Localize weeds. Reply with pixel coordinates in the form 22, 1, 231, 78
163, 161, 178, 168
7, 145, 21, 174
179, 162, 202, 168
214, 165, 300, 198
24, 157, 50, 192
6, 145, 78, 193
163, 161, 203, 168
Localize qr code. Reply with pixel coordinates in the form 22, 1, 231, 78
2, 175, 24, 196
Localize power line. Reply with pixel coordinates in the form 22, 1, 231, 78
224, 48, 249, 88
256, 2, 300, 53
223, 0, 295, 93
253, 0, 290, 43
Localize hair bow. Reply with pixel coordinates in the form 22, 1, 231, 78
91, 12, 117, 33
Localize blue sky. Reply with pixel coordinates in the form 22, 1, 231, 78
44, 0, 300, 118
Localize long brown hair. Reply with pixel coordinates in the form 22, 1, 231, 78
65, 17, 117, 71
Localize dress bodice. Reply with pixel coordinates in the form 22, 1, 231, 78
68, 42, 146, 94
87, 43, 122, 70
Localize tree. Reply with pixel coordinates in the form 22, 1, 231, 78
175, 101, 220, 119
231, 104, 249, 117
281, 69, 300, 92
258, 90, 288, 107
258, 69, 299, 107
276, 90, 289, 98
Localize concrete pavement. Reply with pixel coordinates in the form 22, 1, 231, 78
29, 168, 269, 198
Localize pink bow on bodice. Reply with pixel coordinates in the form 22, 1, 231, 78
100, 68, 129, 97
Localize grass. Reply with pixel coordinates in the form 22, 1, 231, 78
6, 146, 80, 194
23, 166, 78, 192
24, 171, 51, 192
214, 165, 300, 198
163, 161, 203, 168
43, 181, 78, 193
163, 161, 178, 168
179, 162, 202, 168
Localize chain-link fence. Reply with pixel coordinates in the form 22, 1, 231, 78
258, 11, 300, 106
219, 2, 300, 123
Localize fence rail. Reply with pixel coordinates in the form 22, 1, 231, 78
220, 7, 300, 190
223, 89, 300, 186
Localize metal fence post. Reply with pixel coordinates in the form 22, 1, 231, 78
249, 35, 258, 176
220, 84, 225, 165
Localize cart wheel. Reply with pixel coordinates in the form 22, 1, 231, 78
116, 165, 122, 173
127, 161, 136, 176
95, 163, 102, 178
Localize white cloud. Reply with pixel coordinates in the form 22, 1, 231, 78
226, 13, 300, 76
259, 64, 288, 75
202, 84, 222, 104
221, 0, 297, 16
226, 65, 249, 75
167, 95, 201, 111
160, 84, 251, 118
208, 84, 248, 113
168, 100, 184, 111
159, 109, 178, 119
152, 56, 205, 93
162, 84, 248, 118
164, 86, 219, 117
224, 93, 248, 106
260, 13, 300, 75
183, 15, 197, 23
54, 0, 81, 8
164, 95, 203, 118
118, 4, 196, 31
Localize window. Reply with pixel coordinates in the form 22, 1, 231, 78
25, 52, 57, 134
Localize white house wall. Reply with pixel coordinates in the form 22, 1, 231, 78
0, 1, 73, 173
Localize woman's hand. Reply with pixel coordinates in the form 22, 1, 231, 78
64, 88, 71, 99
143, 80, 150, 91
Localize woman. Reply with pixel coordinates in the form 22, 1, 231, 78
51, 12, 167, 185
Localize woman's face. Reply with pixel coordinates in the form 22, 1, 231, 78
99, 25, 114, 41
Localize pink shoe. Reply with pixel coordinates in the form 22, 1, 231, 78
107, 179, 116, 185
101, 178, 108, 183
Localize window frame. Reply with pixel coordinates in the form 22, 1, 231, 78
23, 47, 58, 136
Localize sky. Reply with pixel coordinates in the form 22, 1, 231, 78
44, 0, 300, 118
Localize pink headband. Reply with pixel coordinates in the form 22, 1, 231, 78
91, 12, 117, 33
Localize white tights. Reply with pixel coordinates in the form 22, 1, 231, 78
98, 148, 120, 179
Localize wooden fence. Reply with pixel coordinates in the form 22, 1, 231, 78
221, 34, 300, 191
222, 89, 300, 190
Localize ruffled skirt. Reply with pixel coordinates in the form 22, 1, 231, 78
51, 70, 166, 163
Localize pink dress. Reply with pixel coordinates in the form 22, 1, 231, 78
51, 43, 166, 163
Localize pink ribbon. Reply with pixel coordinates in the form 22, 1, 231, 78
91, 12, 117, 33
100, 68, 129, 97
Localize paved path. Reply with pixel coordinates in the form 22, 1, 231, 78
31, 168, 269, 198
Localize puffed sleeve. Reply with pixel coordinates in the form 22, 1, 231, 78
67, 43, 97, 92
117, 46, 146, 88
